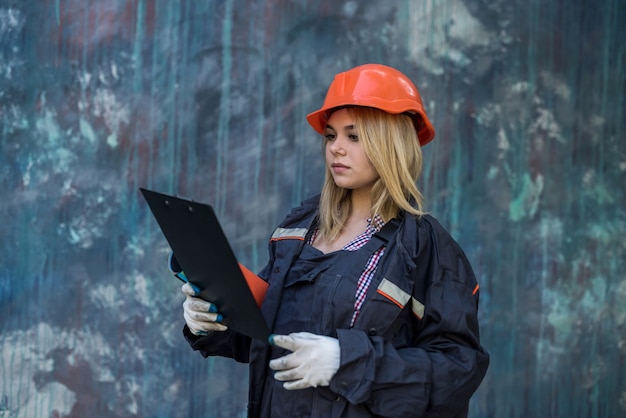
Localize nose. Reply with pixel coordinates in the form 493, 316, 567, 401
328, 135, 346, 155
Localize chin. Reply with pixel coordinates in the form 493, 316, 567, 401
332, 179, 352, 189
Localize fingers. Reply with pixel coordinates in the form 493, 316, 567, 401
185, 314, 228, 333
269, 352, 313, 391
183, 308, 222, 325
270, 332, 316, 349
274, 368, 302, 384
184, 307, 228, 334
282, 379, 309, 391
184, 295, 218, 312
182, 291, 227, 334
268, 332, 317, 371
183, 298, 223, 322
269, 352, 298, 372
269, 352, 305, 390
181, 282, 200, 296
269, 332, 341, 390
269, 334, 298, 351
175, 266, 227, 335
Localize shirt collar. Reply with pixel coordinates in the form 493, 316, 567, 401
366, 214, 385, 233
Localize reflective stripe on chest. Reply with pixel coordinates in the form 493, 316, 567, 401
377, 278, 425, 320
270, 227, 308, 241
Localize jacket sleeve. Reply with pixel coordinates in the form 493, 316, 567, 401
329, 220, 489, 417
183, 325, 252, 362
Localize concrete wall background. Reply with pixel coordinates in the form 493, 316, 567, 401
1, 0, 624, 416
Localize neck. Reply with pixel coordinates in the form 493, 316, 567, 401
349, 189, 373, 220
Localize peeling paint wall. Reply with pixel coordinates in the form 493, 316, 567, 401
1, 0, 624, 417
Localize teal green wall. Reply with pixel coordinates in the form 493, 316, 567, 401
1, 0, 624, 416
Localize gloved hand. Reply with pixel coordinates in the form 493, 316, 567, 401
182, 282, 228, 335
269, 332, 340, 390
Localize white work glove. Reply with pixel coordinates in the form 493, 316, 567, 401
269, 332, 340, 390
181, 282, 228, 335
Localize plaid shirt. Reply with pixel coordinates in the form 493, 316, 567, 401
309, 215, 386, 327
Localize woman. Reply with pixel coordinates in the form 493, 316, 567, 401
181, 63, 489, 417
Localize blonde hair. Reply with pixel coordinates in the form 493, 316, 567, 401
318, 106, 426, 241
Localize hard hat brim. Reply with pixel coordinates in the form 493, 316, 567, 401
306, 104, 435, 146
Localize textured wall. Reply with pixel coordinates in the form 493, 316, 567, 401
1, 0, 624, 417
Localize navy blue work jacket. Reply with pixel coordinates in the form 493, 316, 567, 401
184, 195, 489, 417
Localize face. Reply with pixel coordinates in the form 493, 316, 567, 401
324, 108, 380, 193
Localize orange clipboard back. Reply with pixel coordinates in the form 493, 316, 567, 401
238, 263, 268, 308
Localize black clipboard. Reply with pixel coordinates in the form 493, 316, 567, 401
140, 188, 270, 342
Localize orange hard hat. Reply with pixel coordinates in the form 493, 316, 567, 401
306, 64, 435, 146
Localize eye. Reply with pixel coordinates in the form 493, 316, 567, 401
324, 133, 336, 141
348, 134, 359, 142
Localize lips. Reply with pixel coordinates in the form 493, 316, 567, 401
331, 163, 349, 173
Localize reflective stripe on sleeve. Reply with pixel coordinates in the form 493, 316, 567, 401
376, 278, 410, 308
472, 283, 480, 295
270, 227, 308, 241
376, 278, 425, 319
411, 298, 425, 320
